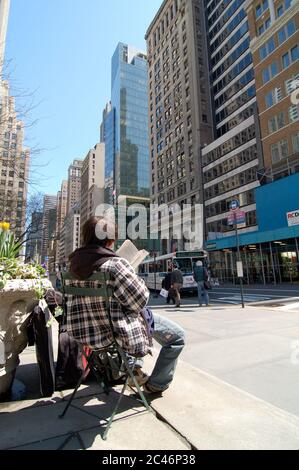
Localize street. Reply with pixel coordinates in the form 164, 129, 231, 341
148, 284, 299, 309
148, 287, 299, 419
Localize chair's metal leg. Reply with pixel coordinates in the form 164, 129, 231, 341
117, 349, 151, 412
59, 363, 90, 419
102, 372, 131, 441
84, 351, 110, 396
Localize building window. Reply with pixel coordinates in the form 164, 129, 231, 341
278, 20, 296, 46
268, 112, 285, 134
265, 87, 282, 108
262, 62, 279, 84
271, 139, 289, 163
256, 0, 268, 18
285, 73, 299, 95
259, 37, 275, 60
277, 0, 293, 17
289, 104, 299, 123
292, 132, 299, 153
282, 46, 299, 69
258, 17, 271, 36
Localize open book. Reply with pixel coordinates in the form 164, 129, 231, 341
116, 240, 149, 270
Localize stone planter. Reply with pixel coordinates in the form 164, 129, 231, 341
0, 278, 52, 397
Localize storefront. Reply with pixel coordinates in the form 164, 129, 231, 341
206, 173, 299, 284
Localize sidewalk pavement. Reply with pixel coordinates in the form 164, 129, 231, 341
1, 307, 299, 450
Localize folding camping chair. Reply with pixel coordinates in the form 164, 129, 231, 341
58, 272, 152, 441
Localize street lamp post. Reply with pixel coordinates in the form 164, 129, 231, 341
228, 200, 245, 309
234, 216, 245, 309
153, 251, 158, 298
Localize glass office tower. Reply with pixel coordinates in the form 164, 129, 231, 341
104, 43, 150, 203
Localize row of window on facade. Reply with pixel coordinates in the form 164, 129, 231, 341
214, 69, 255, 111
211, 21, 249, 68
203, 125, 256, 166
206, 210, 257, 237
262, 45, 298, 85
203, 146, 258, 184
205, 189, 256, 218
270, 133, 299, 163
213, 53, 252, 96
256, 0, 293, 21
156, 191, 198, 207
216, 85, 256, 125
209, 9, 246, 55
1, 150, 27, 159
265, 73, 299, 108
204, 166, 258, 200
208, 0, 245, 37
256, 1, 293, 37
0, 180, 24, 188
217, 104, 255, 138
148, 0, 183, 51
267, 106, 298, 135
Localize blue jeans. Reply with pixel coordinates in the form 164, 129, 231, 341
197, 281, 209, 306
134, 313, 185, 392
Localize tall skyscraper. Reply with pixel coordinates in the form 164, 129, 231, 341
80, 143, 105, 229
59, 202, 81, 268
102, 101, 115, 204
245, 0, 298, 180
103, 43, 150, 203
67, 159, 83, 214
202, 0, 264, 245
41, 194, 56, 264
145, 0, 213, 253
0, 80, 30, 238
55, 180, 68, 266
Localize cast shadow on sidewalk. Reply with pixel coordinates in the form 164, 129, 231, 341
1, 363, 150, 450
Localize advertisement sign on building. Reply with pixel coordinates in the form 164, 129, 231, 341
287, 210, 299, 227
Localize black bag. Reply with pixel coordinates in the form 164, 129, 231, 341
93, 350, 125, 385
55, 326, 85, 391
27, 300, 55, 397
204, 280, 212, 290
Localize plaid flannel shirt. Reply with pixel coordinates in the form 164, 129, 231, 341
66, 257, 150, 356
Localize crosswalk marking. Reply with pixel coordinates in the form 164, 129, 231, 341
217, 295, 271, 303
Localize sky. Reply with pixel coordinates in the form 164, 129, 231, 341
5, 0, 162, 196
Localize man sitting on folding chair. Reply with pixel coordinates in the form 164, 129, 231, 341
64, 215, 185, 396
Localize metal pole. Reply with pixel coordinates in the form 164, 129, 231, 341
244, 248, 249, 285
269, 242, 277, 285
295, 237, 299, 261
295, 237, 299, 280
235, 219, 245, 309
259, 243, 266, 286
154, 251, 158, 298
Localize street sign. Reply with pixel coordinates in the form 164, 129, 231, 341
228, 212, 236, 226
237, 261, 244, 278
230, 200, 240, 211
235, 210, 246, 225
287, 210, 299, 227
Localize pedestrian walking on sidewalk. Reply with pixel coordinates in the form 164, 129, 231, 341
162, 268, 175, 305
193, 261, 210, 307
171, 266, 183, 308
